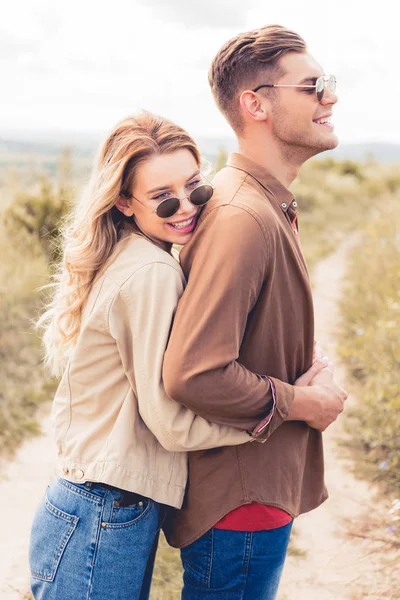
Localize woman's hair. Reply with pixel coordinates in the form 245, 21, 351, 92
209, 24, 306, 133
39, 112, 201, 375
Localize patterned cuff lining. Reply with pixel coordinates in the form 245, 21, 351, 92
248, 376, 277, 441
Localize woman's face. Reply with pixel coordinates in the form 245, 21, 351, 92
117, 149, 204, 247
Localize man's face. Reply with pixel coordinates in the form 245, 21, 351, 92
265, 51, 339, 158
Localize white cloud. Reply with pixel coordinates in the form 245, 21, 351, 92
136, 0, 256, 28
0, 0, 399, 143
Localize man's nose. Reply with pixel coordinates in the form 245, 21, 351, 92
321, 88, 338, 106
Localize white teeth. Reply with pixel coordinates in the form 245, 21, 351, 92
315, 117, 331, 125
170, 217, 194, 229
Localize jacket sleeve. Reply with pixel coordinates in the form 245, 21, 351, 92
162, 206, 295, 441
110, 260, 250, 453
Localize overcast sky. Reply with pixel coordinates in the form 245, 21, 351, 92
1, 0, 398, 143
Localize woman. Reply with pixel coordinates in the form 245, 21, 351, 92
29, 112, 251, 600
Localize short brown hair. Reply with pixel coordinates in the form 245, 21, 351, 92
209, 25, 307, 132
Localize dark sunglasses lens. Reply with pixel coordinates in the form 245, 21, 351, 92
190, 184, 214, 206
156, 197, 180, 218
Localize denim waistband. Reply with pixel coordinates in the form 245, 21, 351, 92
85, 481, 148, 506
58, 478, 148, 507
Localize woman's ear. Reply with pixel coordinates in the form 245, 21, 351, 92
115, 194, 135, 217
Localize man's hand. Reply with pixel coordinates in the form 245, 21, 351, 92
289, 358, 348, 432
304, 382, 347, 432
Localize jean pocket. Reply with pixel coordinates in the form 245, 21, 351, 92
181, 529, 213, 587
105, 498, 153, 529
29, 492, 79, 582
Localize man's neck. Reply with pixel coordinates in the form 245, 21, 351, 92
237, 134, 301, 189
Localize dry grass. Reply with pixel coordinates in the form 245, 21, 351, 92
0, 222, 57, 458
150, 534, 182, 599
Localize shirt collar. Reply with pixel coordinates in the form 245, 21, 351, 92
226, 152, 296, 214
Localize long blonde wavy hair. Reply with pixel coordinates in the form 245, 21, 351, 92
39, 112, 201, 376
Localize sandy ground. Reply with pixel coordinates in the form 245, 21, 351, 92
0, 239, 393, 599
0, 413, 55, 599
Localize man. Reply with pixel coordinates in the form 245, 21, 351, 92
163, 24, 347, 599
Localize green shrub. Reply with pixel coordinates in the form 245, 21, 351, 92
0, 151, 74, 457
0, 219, 58, 456
3, 173, 72, 263
293, 159, 400, 269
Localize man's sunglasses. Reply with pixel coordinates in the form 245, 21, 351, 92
253, 74, 336, 102
131, 181, 214, 219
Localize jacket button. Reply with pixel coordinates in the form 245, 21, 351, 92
62, 466, 69, 475
292, 201, 298, 208
281, 203, 287, 208
138, 501, 144, 507
75, 469, 84, 480
114, 500, 120, 507
101, 522, 107, 528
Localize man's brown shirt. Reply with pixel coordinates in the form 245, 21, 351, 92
163, 153, 327, 548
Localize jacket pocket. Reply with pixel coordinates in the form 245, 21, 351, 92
30, 492, 79, 581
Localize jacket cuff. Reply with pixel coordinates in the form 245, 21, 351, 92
249, 377, 295, 443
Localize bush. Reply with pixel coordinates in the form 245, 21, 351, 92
0, 150, 74, 457
3, 173, 72, 262
338, 196, 400, 493
293, 159, 400, 269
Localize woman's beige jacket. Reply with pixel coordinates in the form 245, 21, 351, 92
53, 233, 249, 509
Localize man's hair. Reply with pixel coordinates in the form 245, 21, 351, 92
208, 24, 307, 133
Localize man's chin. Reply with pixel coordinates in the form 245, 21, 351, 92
312, 133, 339, 155
325, 133, 339, 150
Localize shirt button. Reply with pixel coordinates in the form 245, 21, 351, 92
281, 203, 287, 208
75, 469, 84, 480
62, 466, 69, 475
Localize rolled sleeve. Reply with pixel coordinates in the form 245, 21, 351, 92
249, 377, 295, 442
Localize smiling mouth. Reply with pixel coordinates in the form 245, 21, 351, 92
313, 116, 332, 125
169, 216, 196, 230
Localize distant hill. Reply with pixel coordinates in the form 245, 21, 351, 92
197, 139, 400, 165
329, 143, 400, 163
1, 131, 400, 165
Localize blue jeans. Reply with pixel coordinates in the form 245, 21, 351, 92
29, 478, 165, 599
180, 522, 293, 600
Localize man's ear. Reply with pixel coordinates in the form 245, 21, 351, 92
239, 90, 269, 123
115, 194, 135, 217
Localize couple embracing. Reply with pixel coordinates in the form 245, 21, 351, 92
29, 24, 346, 600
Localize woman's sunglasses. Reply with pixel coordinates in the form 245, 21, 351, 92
131, 181, 214, 219
253, 74, 336, 103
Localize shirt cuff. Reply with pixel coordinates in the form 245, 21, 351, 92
248, 376, 294, 443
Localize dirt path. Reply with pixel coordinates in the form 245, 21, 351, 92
278, 238, 389, 600
0, 412, 55, 599
0, 239, 390, 599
